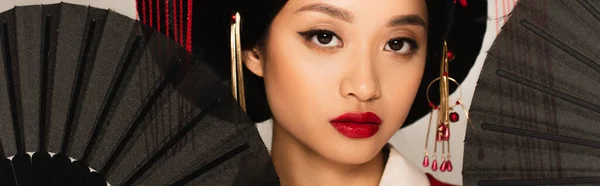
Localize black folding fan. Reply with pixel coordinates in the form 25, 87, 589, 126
0, 3, 278, 186
464, 0, 600, 185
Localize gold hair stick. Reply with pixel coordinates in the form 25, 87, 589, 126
439, 42, 450, 126
423, 41, 471, 172
230, 12, 246, 111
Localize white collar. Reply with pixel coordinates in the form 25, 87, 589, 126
378, 144, 430, 186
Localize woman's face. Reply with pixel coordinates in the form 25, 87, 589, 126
245, 0, 428, 164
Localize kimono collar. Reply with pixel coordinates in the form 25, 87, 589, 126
379, 144, 430, 186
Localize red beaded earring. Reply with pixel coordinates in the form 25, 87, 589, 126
422, 41, 474, 172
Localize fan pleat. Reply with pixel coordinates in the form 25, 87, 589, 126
39, 14, 52, 153
61, 13, 98, 155
172, 142, 250, 185
464, 0, 600, 185
48, 3, 87, 156
106, 84, 213, 184
99, 57, 180, 175
15, 5, 42, 155
80, 35, 142, 163
121, 99, 219, 185
97, 35, 181, 175
0, 8, 21, 157
69, 10, 138, 162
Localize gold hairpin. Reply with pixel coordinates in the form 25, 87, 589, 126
230, 12, 246, 111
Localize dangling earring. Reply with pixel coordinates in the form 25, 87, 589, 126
422, 41, 474, 172
230, 12, 246, 111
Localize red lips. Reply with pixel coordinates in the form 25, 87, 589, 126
330, 112, 382, 138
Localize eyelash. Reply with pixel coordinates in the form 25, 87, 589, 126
297, 29, 420, 55
298, 29, 343, 49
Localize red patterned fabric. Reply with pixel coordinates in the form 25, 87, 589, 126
426, 173, 456, 186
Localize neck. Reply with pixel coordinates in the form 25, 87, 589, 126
270, 121, 386, 186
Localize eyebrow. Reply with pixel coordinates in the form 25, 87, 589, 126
295, 3, 354, 23
387, 15, 427, 29
295, 3, 427, 29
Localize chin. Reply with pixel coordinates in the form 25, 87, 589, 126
315, 137, 385, 165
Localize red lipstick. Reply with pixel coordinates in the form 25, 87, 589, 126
330, 112, 382, 138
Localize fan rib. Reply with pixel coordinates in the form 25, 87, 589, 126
496, 69, 600, 114
13, 154, 32, 186
31, 152, 51, 185
0, 140, 4, 158
123, 98, 219, 185
85, 172, 107, 186
478, 176, 600, 185
60, 19, 97, 153
70, 161, 90, 185
100, 62, 179, 175
0, 159, 17, 185
171, 142, 250, 186
1, 22, 24, 154
520, 20, 600, 75
481, 123, 600, 149
49, 153, 71, 186
39, 15, 52, 152
81, 35, 142, 162
579, 0, 600, 22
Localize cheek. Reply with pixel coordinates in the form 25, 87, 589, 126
261, 37, 335, 128
379, 57, 426, 130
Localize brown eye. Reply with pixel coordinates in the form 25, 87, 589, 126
387, 40, 405, 51
311, 31, 341, 47
316, 33, 334, 44
384, 38, 415, 54
299, 30, 343, 48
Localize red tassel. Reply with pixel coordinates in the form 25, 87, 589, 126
157, 0, 161, 32
142, 0, 147, 24
454, 0, 468, 7
179, 0, 184, 46
149, 0, 153, 27
165, 0, 169, 37
173, 0, 179, 45
186, 0, 193, 52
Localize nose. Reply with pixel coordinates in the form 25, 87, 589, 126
339, 54, 381, 102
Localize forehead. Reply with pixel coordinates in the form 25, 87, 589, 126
281, 0, 428, 22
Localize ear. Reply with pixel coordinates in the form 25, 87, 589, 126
243, 48, 264, 77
